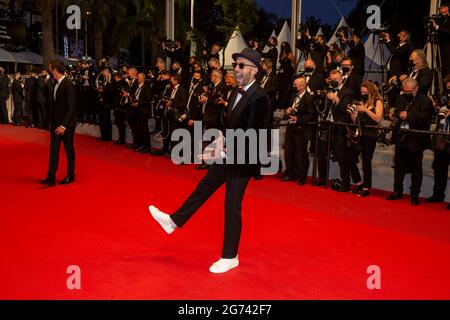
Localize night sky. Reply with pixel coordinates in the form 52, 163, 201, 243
255, 0, 358, 25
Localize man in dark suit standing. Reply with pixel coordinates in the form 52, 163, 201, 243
383, 30, 412, 80
0, 67, 10, 124
39, 60, 77, 187
149, 49, 271, 273
280, 77, 317, 185
316, 70, 354, 191
386, 78, 434, 205
35, 70, 49, 129
342, 33, 365, 77
131, 72, 153, 153
341, 57, 362, 99
302, 59, 326, 93
432, 5, 450, 79
12, 72, 24, 126
256, 36, 278, 70
260, 59, 279, 111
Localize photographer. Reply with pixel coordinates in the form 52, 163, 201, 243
326, 43, 345, 74
260, 59, 279, 111
302, 59, 326, 93
12, 72, 24, 126
0, 67, 10, 124
315, 70, 354, 191
341, 56, 362, 100
257, 36, 278, 70
426, 75, 450, 208
300, 32, 328, 74
280, 77, 317, 185
96, 68, 113, 142
431, 5, 450, 77
162, 39, 187, 67
338, 30, 365, 77
347, 82, 384, 197
398, 50, 433, 95
130, 73, 153, 154
386, 78, 434, 206
111, 73, 127, 145
151, 70, 172, 138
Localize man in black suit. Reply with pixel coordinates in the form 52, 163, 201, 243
24, 71, 37, 128
383, 30, 412, 80
341, 57, 362, 99
260, 59, 279, 111
121, 68, 139, 149
96, 68, 113, 141
316, 69, 354, 191
35, 70, 49, 129
399, 50, 434, 95
341, 33, 365, 77
39, 60, 77, 187
149, 48, 271, 273
432, 5, 450, 79
131, 73, 153, 153
302, 59, 326, 93
280, 77, 317, 185
386, 78, 434, 205
161, 73, 187, 156
12, 72, 24, 126
256, 36, 278, 70
0, 67, 10, 124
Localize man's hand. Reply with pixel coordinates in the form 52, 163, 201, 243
289, 116, 297, 124
399, 74, 408, 82
55, 126, 66, 135
198, 131, 226, 162
327, 92, 340, 104
389, 76, 398, 84
188, 120, 194, 126
198, 95, 208, 104
399, 111, 408, 120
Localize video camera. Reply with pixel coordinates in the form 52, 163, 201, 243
159, 36, 178, 50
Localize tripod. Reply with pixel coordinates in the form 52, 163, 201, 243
365, 32, 388, 85
424, 38, 443, 95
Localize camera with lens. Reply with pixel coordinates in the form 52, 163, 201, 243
177, 109, 190, 123
159, 36, 177, 50
423, 14, 443, 40
282, 105, 299, 121
382, 80, 401, 94
438, 106, 448, 118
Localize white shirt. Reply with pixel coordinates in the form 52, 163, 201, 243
170, 84, 179, 99
54, 75, 66, 100
232, 79, 256, 111
135, 83, 144, 100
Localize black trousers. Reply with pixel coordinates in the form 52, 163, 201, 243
171, 164, 250, 259
348, 136, 377, 188
284, 126, 309, 182
393, 146, 424, 196
128, 112, 140, 147
98, 106, 112, 141
137, 113, 151, 149
317, 128, 350, 186
114, 109, 126, 142
36, 102, 48, 128
13, 100, 22, 124
0, 97, 8, 123
432, 147, 450, 199
47, 126, 76, 179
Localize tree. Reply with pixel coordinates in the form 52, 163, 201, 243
214, 0, 260, 39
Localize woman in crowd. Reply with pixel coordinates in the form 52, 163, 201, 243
348, 81, 384, 197
277, 41, 296, 107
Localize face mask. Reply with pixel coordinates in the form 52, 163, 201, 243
304, 67, 314, 74
341, 66, 351, 74
173, 68, 180, 73
330, 80, 339, 89
192, 78, 200, 85
405, 93, 414, 102
361, 93, 369, 103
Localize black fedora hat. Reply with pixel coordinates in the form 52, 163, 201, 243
232, 48, 263, 72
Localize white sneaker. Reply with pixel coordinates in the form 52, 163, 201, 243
148, 205, 177, 234
209, 256, 239, 274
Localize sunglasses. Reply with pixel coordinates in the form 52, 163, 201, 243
232, 62, 256, 70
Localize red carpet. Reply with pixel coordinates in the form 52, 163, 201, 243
1, 125, 450, 300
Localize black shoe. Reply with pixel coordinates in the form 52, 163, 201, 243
332, 184, 350, 192
411, 195, 420, 206
280, 175, 296, 182
151, 149, 164, 156
61, 176, 75, 185
352, 184, 364, 194
254, 175, 263, 181
39, 178, 56, 187
446, 203, 450, 210
115, 140, 125, 145
357, 189, 370, 197
314, 179, 326, 187
386, 192, 403, 201
164, 152, 171, 158
297, 179, 306, 186
13, 122, 21, 126
196, 164, 210, 170
425, 195, 444, 203
134, 146, 145, 152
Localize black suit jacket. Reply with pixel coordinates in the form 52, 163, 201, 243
169, 85, 188, 120
348, 41, 365, 76
401, 68, 434, 95
12, 80, 24, 104
260, 72, 279, 109
135, 83, 153, 116
386, 41, 412, 78
50, 77, 77, 129
225, 81, 271, 177
304, 71, 326, 93
287, 92, 318, 140
343, 72, 362, 99
394, 92, 434, 151
186, 83, 204, 121
24, 77, 36, 102
35, 76, 47, 104
0, 74, 9, 99
323, 86, 354, 135
259, 47, 278, 70
203, 81, 227, 129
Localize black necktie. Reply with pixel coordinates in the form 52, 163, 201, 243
238, 87, 246, 95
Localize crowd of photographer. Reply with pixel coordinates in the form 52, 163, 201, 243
0, 5, 449, 209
